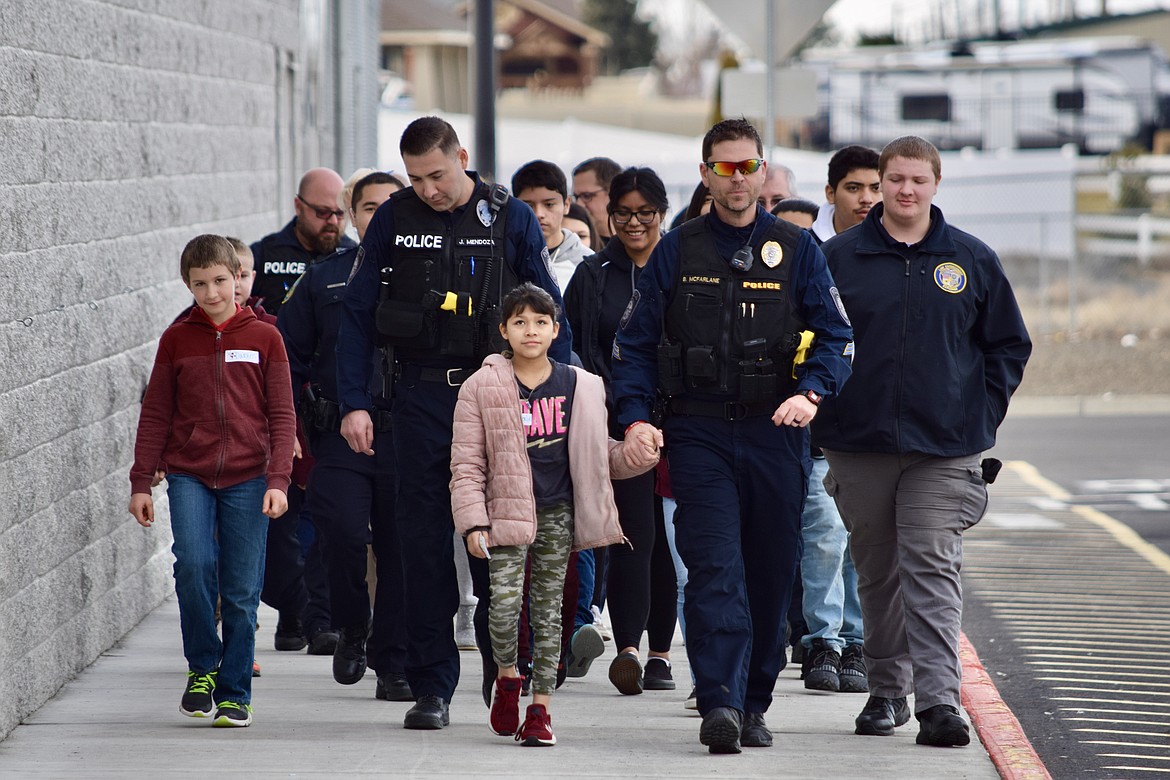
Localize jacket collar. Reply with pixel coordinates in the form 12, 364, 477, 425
855, 203, 956, 256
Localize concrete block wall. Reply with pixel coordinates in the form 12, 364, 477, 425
0, 0, 346, 739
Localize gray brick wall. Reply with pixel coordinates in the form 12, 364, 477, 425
0, 0, 374, 739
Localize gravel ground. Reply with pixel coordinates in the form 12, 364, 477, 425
1016, 336, 1170, 396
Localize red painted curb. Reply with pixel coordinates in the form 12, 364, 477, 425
960, 632, 1052, 780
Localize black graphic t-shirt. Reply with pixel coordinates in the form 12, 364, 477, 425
517, 359, 576, 508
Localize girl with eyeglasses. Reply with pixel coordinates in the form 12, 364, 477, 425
562, 167, 680, 697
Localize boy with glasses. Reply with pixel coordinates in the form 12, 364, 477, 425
572, 157, 621, 247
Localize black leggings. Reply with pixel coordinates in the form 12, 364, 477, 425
606, 471, 678, 653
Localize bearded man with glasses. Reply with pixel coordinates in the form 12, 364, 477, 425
251, 168, 356, 316
611, 118, 854, 755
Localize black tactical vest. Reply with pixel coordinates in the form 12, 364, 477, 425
375, 182, 516, 363
661, 216, 804, 403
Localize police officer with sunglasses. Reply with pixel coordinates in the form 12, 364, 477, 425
611, 119, 854, 755
251, 168, 357, 316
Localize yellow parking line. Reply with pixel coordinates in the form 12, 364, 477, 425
1007, 461, 1170, 578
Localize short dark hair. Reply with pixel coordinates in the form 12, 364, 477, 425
566, 202, 599, 249
607, 166, 669, 215
400, 116, 461, 158
879, 136, 941, 180
512, 160, 568, 200
683, 182, 711, 221
223, 236, 252, 260
352, 171, 405, 207
770, 197, 819, 219
500, 282, 560, 325
702, 118, 763, 161
827, 145, 880, 190
572, 157, 622, 188
181, 234, 240, 283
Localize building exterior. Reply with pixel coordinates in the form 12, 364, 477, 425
0, 0, 379, 740
380, 0, 608, 113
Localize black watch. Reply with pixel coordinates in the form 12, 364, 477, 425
796, 389, 823, 406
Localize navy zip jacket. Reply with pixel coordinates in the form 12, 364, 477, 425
812, 203, 1031, 457
611, 207, 854, 427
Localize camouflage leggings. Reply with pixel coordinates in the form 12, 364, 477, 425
488, 502, 574, 695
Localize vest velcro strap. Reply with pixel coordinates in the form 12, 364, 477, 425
669, 397, 775, 421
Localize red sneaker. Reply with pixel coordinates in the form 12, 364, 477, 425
490, 676, 523, 736
516, 703, 556, 746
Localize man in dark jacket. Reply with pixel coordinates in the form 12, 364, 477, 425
815, 136, 1031, 748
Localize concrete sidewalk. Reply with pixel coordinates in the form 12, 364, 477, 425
0, 599, 1000, 779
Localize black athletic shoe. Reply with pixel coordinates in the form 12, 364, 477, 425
179, 671, 216, 718
855, 695, 911, 736
699, 706, 742, 754
740, 711, 773, 747
642, 657, 676, 691
608, 652, 643, 695
839, 644, 869, 693
404, 695, 450, 730
803, 638, 841, 692
307, 627, 339, 656
274, 615, 307, 652
916, 704, 971, 747
376, 673, 414, 702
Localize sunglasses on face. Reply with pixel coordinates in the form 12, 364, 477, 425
611, 208, 660, 225
297, 193, 345, 221
704, 159, 765, 177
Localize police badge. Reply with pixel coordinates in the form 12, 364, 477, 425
476, 199, 495, 227
761, 241, 783, 268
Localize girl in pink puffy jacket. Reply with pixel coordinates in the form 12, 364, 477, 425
451, 283, 661, 746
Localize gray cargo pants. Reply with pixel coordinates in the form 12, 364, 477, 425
821, 450, 988, 712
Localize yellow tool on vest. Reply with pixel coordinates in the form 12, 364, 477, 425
440, 291, 473, 316
791, 330, 814, 379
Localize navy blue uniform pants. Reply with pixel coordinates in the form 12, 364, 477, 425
392, 377, 464, 700
307, 430, 406, 674
665, 413, 808, 716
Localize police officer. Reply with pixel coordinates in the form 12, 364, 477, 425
611, 118, 854, 754
252, 168, 356, 316
336, 116, 571, 731
277, 171, 412, 702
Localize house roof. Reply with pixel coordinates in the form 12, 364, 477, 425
381, 0, 607, 47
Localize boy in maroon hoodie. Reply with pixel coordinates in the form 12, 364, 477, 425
129, 234, 296, 728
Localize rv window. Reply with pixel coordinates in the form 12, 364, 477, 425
1054, 89, 1085, 113
902, 94, 951, 122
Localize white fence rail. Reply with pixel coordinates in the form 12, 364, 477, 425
1077, 213, 1170, 266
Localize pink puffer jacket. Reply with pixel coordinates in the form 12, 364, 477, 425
450, 354, 652, 551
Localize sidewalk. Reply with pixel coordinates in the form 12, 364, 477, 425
0, 599, 1001, 779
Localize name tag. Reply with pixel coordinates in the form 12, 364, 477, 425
225, 349, 260, 364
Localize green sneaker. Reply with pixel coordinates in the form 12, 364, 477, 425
179, 671, 217, 718
212, 701, 253, 728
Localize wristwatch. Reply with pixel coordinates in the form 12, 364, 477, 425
796, 389, 823, 406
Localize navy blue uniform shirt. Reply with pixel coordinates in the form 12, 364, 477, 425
336, 172, 572, 416
611, 206, 854, 427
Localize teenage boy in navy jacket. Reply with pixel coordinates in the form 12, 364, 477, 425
815, 136, 1031, 747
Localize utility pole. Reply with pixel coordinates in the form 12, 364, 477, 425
473, 0, 496, 181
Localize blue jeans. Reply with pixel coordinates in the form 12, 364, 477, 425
167, 474, 269, 705
574, 549, 595, 630
800, 457, 863, 651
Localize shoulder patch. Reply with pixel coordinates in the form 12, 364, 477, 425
619, 289, 641, 330
282, 273, 305, 304
829, 286, 850, 326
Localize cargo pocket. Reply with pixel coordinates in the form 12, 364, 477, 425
959, 465, 989, 530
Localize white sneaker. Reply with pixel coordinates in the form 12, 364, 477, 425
590, 605, 613, 642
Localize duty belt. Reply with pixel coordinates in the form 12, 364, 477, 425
315, 398, 392, 433
669, 397, 776, 422
397, 363, 475, 387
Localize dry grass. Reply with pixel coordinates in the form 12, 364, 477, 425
1016, 272, 1170, 340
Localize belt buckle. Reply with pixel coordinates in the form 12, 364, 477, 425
725, 402, 748, 421
446, 368, 464, 386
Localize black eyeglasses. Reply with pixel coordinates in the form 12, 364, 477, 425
611, 208, 660, 225
704, 159, 765, 177
573, 188, 605, 204
297, 193, 345, 221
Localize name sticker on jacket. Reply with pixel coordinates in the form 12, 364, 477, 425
225, 350, 260, 364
